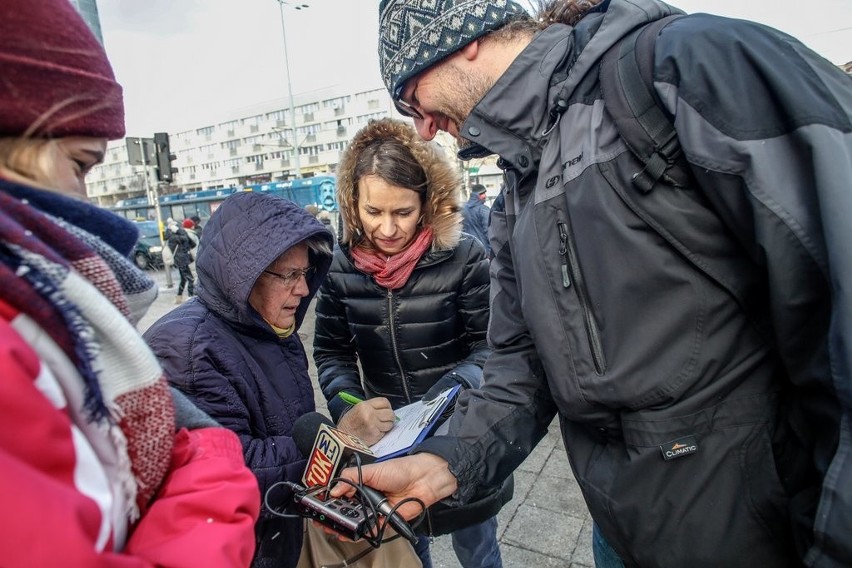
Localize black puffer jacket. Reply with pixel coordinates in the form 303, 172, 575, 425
315, 235, 489, 419
312, 119, 490, 421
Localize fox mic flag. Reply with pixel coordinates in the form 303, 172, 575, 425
301, 422, 376, 487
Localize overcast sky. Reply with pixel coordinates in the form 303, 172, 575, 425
98, 0, 852, 137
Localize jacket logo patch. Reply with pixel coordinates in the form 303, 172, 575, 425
564, 153, 583, 167
545, 175, 562, 188
660, 436, 698, 461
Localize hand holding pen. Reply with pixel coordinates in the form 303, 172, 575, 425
335, 393, 396, 446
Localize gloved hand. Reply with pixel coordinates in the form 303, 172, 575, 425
423, 374, 463, 402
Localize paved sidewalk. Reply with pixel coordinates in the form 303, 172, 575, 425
139, 268, 594, 567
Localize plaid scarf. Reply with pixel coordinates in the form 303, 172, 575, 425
0, 183, 173, 520
351, 227, 433, 290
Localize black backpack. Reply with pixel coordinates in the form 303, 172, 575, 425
596, 15, 766, 333
597, 17, 821, 557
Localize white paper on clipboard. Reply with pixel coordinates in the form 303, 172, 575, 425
369, 384, 461, 461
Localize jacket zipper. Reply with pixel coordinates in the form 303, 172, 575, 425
387, 288, 412, 403
557, 221, 606, 375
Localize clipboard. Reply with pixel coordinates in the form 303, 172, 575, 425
369, 384, 461, 462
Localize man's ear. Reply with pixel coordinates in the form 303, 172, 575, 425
460, 39, 479, 61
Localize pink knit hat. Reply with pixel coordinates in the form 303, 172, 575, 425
0, 0, 125, 139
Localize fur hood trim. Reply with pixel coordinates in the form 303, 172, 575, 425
336, 118, 462, 251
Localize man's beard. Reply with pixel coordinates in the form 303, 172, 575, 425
435, 65, 494, 150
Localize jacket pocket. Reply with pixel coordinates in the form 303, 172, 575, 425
541, 204, 608, 377
556, 216, 607, 375
572, 393, 797, 567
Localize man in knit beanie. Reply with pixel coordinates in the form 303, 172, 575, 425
378, 0, 527, 148
339, 1, 852, 567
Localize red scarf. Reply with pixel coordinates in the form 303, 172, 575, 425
352, 227, 434, 290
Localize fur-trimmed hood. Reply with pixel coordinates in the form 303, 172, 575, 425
336, 118, 463, 251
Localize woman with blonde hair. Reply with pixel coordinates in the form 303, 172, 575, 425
0, 1, 259, 565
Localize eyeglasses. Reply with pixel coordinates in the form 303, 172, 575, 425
262, 266, 315, 287
393, 84, 423, 120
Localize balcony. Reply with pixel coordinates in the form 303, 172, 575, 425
229, 147, 238, 156
305, 133, 316, 143
302, 112, 314, 122
334, 106, 345, 116
336, 126, 347, 137
250, 124, 259, 133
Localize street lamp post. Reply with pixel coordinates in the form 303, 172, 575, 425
276, 1, 308, 179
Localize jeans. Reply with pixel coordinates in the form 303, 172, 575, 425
592, 523, 625, 568
413, 516, 502, 568
176, 264, 194, 296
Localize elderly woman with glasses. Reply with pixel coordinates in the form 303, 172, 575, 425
143, 192, 336, 568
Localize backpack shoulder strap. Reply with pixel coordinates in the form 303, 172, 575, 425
598, 16, 770, 335
600, 15, 687, 193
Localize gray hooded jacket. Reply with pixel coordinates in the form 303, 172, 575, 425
417, 1, 852, 566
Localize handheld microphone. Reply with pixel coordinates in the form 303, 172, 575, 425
293, 412, 376, 487
358, 485, 419, 545
293, 412, 334, 456
291, 412, 419, 544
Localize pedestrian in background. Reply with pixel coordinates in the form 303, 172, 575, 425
317, 209, 337, 243
183, 217, 200, 282
190, 214, 204, 238
332, 0, 852, 566
167, 219, 196, 304
461, 183, 490, 256
313, 118, 502, 568
0, 0, 260, 564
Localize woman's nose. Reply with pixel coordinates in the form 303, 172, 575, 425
292, 273, 310, 296
379, 216, 396, 235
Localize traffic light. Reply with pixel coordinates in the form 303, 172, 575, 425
154, 132, 178, 183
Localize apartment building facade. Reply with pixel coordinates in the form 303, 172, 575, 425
86, 85, 396, 207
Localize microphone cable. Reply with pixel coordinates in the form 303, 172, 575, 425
263, 453, 426, 568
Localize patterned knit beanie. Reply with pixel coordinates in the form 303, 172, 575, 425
0, 0, 125, 139
379, 0, 529, 99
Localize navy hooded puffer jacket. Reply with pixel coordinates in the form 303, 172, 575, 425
143, 192, 333, 568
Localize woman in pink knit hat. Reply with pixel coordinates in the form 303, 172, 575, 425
0, 1, 260, 565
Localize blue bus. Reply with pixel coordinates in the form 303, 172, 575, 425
109, 175, 337, 225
